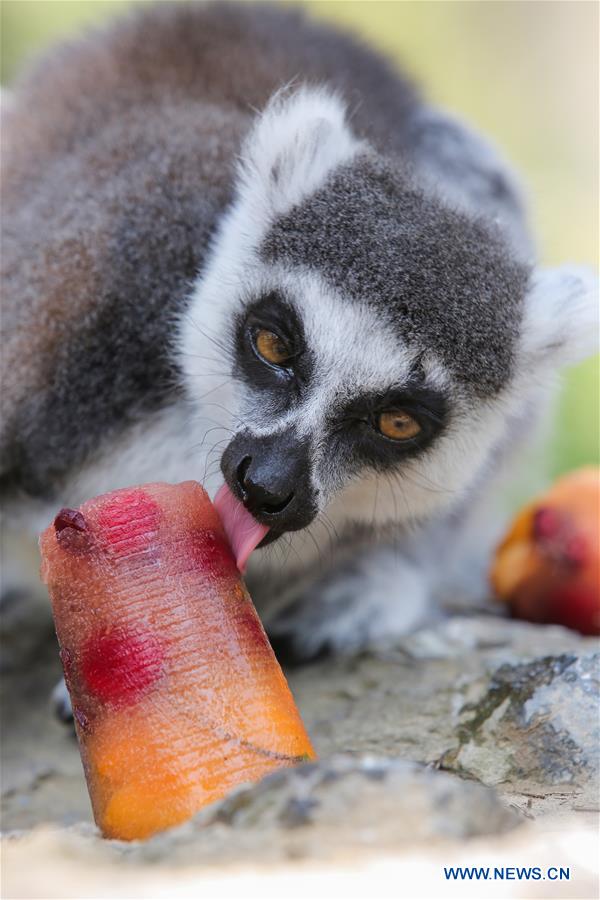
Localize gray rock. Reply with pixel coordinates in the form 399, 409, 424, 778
441, 653, 600, 813
201, 754, 519, 835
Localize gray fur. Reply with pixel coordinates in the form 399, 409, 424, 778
261, 152, 530, 394
404, 106, 533, 256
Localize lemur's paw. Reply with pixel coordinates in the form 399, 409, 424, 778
268, 628, 332, 666
267, 555, 435, 665
51, 677, 74, 724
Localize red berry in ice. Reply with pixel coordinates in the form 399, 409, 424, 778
190, 529, 237, 578
81, 628, 164, 706
54, 508, 89, 550
55, 508, 87, 533
98, 490, 161, 558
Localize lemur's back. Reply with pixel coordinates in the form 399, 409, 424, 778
1, 2, 418, 497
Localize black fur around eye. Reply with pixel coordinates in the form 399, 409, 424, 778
329, 384, 449, 472
232, 293, 311, 408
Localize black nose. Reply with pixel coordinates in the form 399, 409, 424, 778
236, 456, 294, 514
221, 429, 316, 533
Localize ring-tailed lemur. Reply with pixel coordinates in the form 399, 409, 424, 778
1, 3, 597, 704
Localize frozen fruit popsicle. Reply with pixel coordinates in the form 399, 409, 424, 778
40, 482, 315, 841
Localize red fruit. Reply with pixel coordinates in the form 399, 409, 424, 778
54, 508, 87, 534
491, 468, 600, 636
532, 506, 562, 541
188, 529, 237, 579
81, 628, 164, 706
54, 508, 90, 551
97, 490, 161, 558
547, 584, 599, 637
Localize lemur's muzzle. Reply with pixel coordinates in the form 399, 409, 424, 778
220, 429, 317, 537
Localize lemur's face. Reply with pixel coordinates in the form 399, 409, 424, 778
180, 89, 597, 565
221, 272, 452, 546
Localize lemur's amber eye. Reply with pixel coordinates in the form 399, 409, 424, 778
378, 410, 421, 441
254, 329, 292, 367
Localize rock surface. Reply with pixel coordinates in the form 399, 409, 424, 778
442, 652, 599, 809
1, 610, 598, 897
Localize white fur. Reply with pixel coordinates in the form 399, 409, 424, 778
238, 86, 363, 221
521, 265, 599, 367
267, 544, 435, 656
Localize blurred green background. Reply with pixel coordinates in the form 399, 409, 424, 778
1, 1, 598, 476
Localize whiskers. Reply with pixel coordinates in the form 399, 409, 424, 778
399, 463, 456, 498
180, 310, 233, 358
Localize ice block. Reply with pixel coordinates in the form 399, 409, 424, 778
40, 482, 315, 841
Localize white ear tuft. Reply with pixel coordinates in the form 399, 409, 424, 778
238, 85, 362, 216
521, 265, 599, 368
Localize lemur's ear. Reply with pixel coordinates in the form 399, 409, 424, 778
238, 86, 361, 215
521, 266, 599, 368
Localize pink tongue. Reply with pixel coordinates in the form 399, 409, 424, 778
214, 484, 269, 573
